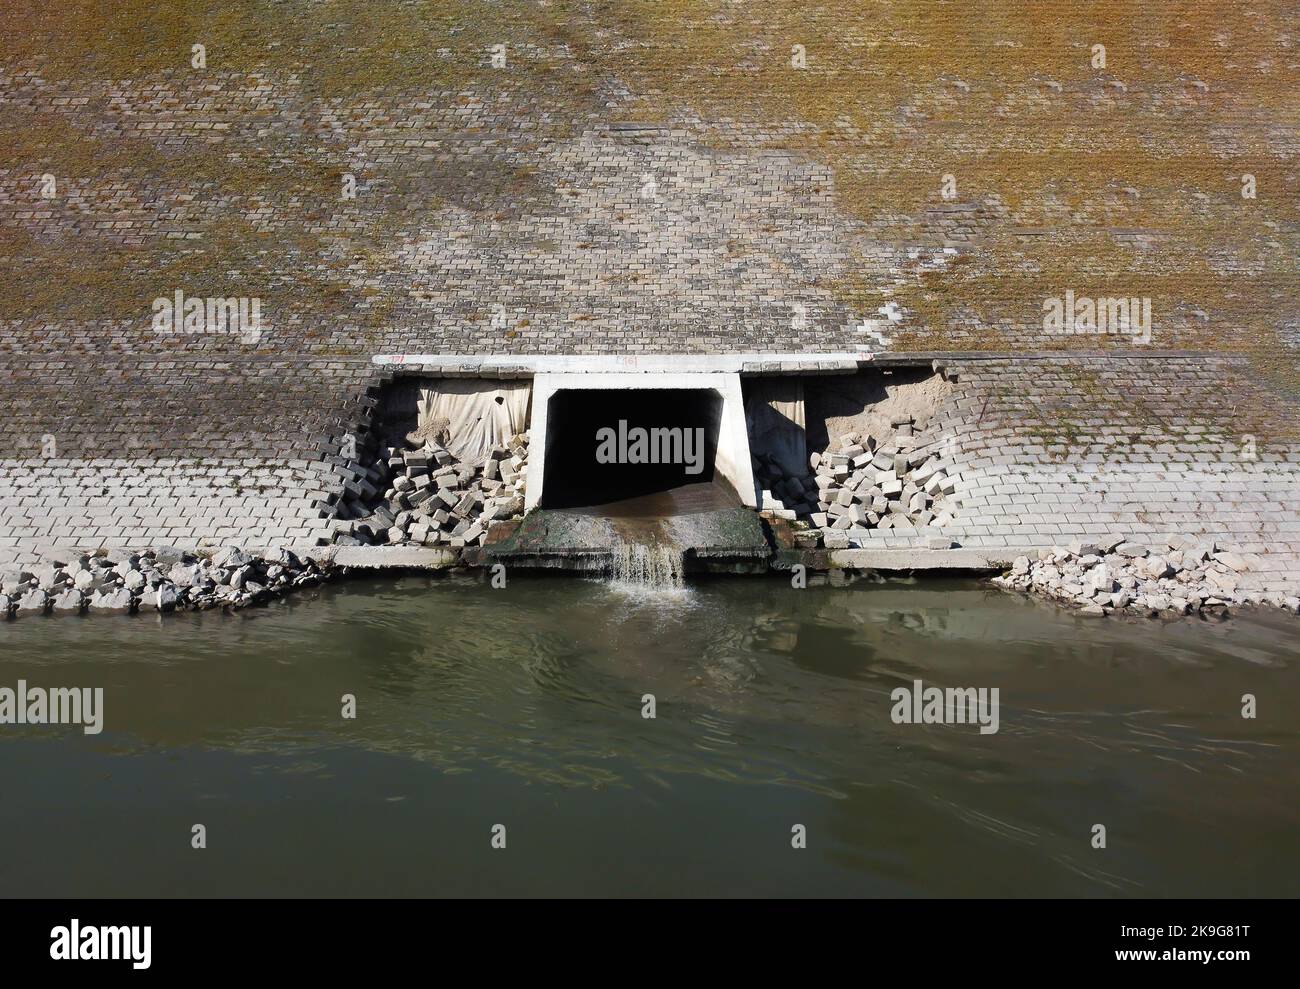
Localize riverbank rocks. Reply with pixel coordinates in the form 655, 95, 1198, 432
17, 588, 50, 616
53, 589, 86, 613
0, 548, 335, 620
992, 536, 1291, 619
332, 433, 530, 550
89, 587, 134, 614
751, 418, 961, 546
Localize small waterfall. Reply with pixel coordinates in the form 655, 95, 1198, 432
611, 543, 684, 589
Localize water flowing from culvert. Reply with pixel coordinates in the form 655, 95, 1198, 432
610, 542, 684, 589
492, 483, 764, 586
597, 492, 691, 591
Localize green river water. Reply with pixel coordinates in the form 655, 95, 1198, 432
1, 572, 1296, 897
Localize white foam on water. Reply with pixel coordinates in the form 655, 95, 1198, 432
606, 543, 693, 602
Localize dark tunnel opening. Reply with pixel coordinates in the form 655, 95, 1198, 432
540, 389, 723, 508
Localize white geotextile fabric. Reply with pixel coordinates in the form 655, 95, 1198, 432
745, 378, 807, 477
416, 379, 531, 465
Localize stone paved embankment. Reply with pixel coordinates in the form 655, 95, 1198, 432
2, 354, 1297, 606
4, 8, 1296, 596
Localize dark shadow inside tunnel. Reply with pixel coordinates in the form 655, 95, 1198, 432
540, 389, 723, 508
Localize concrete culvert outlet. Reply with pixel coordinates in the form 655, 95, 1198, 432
540, 388, 723, 508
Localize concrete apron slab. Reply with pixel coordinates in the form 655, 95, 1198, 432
826, 548, 1037, 571
325, 543, 1024, 575
327, 546, 460, 570
481, 498, 771, 574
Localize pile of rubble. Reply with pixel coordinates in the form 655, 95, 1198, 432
753, 417, 961, 547
332, 434, 529, 549
993, 536, 1300, 617
0, 547, 331, 619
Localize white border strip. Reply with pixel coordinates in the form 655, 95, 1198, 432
372, 352, 883, 373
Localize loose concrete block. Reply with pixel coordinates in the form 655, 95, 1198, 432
1143, 556, 1173, 579
0, 570, 29, 596
17, 588, 50, 615
168, 562, 201, 588
53, 588, 85, 613
73, 569, 103, 591
1206, 569, 1238, 593
33, 566, 68, 592
155, 583, 179, 612
911, 461, 938, 485
212, 547, 252, 569
90, 587, 134, 613
1214, 552, 1248, 572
